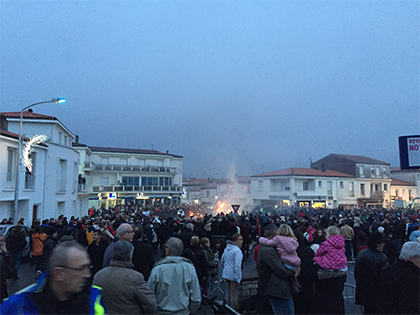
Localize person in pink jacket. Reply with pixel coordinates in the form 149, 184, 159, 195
258, 224, 301, 270
313, 225, 347, 270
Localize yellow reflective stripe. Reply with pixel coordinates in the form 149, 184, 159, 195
94, 294, 105, 315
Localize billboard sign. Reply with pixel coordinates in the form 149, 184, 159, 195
399, 135, 420, 169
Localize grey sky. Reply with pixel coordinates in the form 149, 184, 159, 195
1, 0, 419, 178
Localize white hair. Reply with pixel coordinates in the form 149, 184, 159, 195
399, 241, 420, 261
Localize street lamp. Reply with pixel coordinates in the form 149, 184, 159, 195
13, 98, 67, 220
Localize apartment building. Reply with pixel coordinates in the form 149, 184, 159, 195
73, 138, 184, 208
0, 112, 81, 222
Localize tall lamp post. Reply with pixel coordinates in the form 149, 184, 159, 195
13, 98, 66, 220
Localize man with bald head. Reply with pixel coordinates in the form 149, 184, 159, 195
103, 223, 134, 268
147, 237, 201, 315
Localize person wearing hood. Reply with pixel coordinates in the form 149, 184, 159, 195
221, 233, 243, 311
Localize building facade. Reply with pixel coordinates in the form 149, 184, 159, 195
0, 112, 81, 222
311, 154, 392, 208
73, 138, 184, 208
251, 168, 355, 209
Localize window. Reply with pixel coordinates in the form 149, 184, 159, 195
375, 184, 380, 191
6, 148, 16, 183
361, 183, 365, 196
383, 167, 387, 177
376, 167, 380, 176
258, 181, 263, 190
64, 135, 67, 147
206, 191, 210, 197
243, 185, 249, 192
339, 181, 344, 189
384, 184, 388, 191
25, 153, 36, 189
359, 166, 364, 176
318, 181, 322, 188
59, 131, 62, 145
349, 182, 354, 197
57, 159, 67, 192
122, 177, 139, 186
371, 167, 375, 176
395, 189, 399, 197
303, 181, 309, 190
409, 189, 412, 200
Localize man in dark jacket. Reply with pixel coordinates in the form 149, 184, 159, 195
380, 241, 420, 315
87, 229, 108, 277
355, 232, 389, 314
257, 224, 296, 314
180, 223, 196, 250
132, 225, 155, 281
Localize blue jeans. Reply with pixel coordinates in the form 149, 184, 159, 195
269, 296, 294, 315
10, 251, 23, 276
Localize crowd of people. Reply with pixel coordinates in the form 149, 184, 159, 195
0, 203, 419, 314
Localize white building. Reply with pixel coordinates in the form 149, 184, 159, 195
251, 168, 354, 208
311, 154, 392, 208
73, 138, 184, 208
0, 111, 82, 222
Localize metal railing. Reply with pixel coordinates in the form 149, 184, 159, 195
91, 185, 183, 193
343, 283, 363, 314
92, 164, 176, 173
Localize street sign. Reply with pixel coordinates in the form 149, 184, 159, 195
231, 204, 240, 212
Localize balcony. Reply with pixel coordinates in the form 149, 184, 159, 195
91, 185, 183, 193
92, 164, 176, 174
83, 161, 96, 170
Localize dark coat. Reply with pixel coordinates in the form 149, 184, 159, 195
6, 229, 26, 253
180, 229, 195, 250
355, 248, 389, 309
380, 259, 420, 314
257, 244, 295, 299
40, 236, 57, 272
0, 253, 8, 300
313, 270, 346, 314
132, 239, 155, 281
293, 244, 318, 314
87, 240, 108, 277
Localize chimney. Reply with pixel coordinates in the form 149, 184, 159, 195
166, 150, 169, 154
75, 135, 79, 143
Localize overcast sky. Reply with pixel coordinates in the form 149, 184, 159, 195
1, 0, 419, 178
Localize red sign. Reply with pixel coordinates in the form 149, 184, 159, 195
231, 204, 240, 212
358, 202, 365, 208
